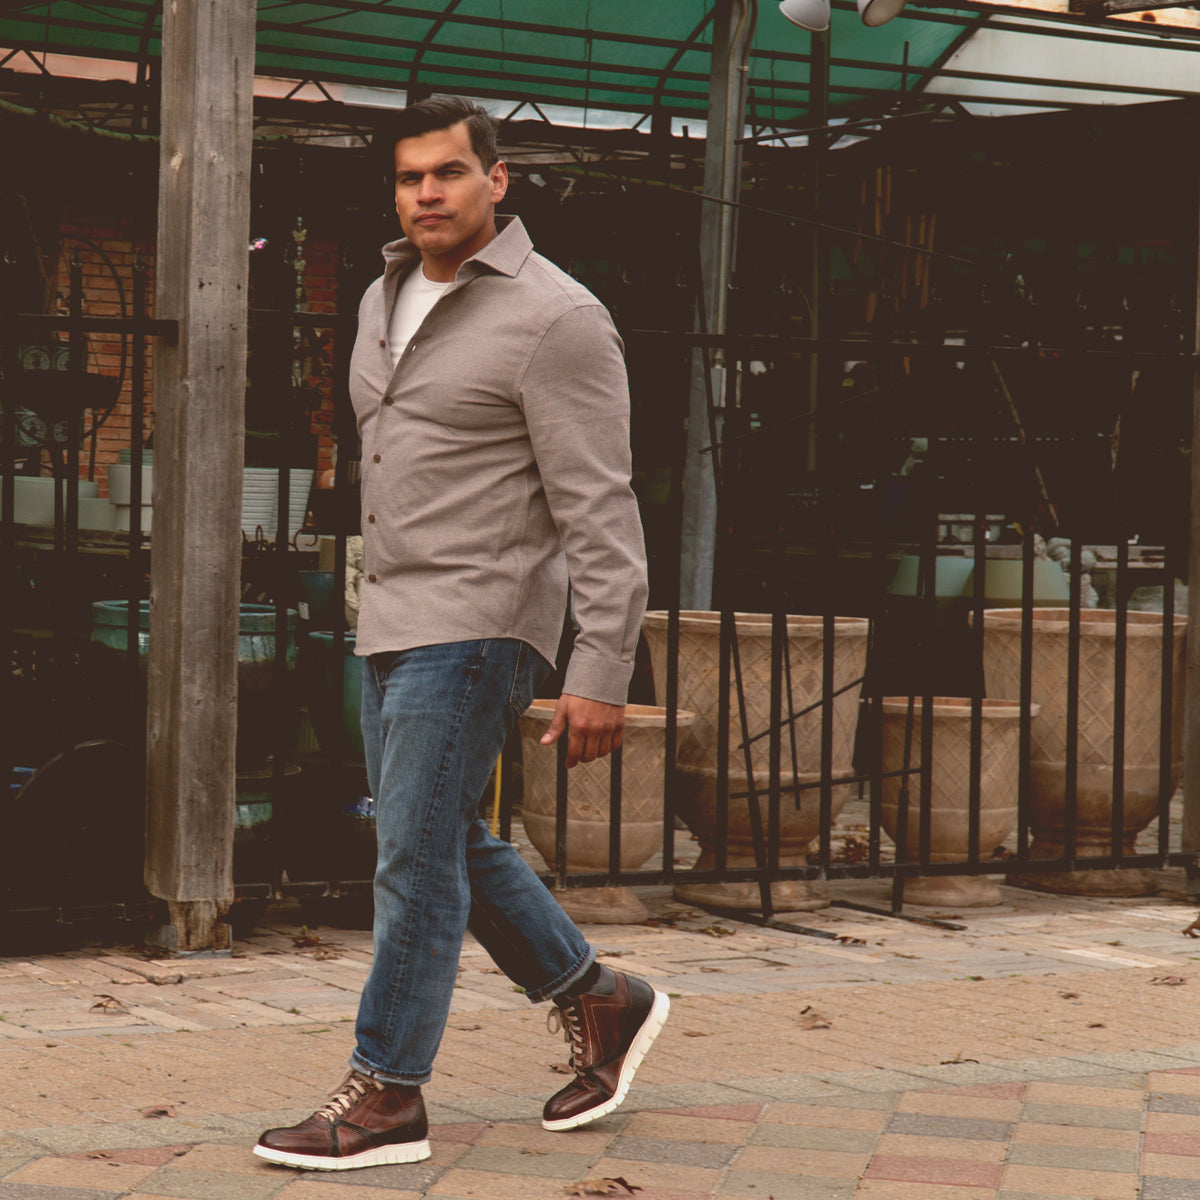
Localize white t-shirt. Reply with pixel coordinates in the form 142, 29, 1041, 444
388, 267, 453, 368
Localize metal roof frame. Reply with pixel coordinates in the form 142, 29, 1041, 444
4, 0, 1200, 141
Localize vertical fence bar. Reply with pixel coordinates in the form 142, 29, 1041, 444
554, 733, 569, 890
917, 513, 936, 881
1064, 534, 1082, 867
1111, 536, 1129, 862
64, 253, 84, 557
1017, 520, 1035, 866
967, 511, 984, 871
607, 744, 624, 887
663, 605, 680, 882
126, 258, 149, 697
0, 324, 16, 789
1159, 552, 1177, 862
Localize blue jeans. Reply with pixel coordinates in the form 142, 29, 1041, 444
350, 638, 595, 1085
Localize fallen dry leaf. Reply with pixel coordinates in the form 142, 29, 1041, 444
90, 995, 129, 1015
941, 1052, 980, 1064
549, 1062, 574, 1075
798, 1005, 831, 1030
291, 927, 323, 948
85, 1151, 112, 1160
140, 1105, 175, 1119
682, 1031, 710, 1038
565, 1178, 642, 1197
1152, 975, 1187, 986
701, 924, 735, 938
1088, 1022, 1106, 1029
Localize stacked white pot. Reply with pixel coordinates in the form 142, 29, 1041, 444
107, 461, 154, 532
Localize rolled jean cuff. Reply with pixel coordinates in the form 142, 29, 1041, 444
525, 946, 596, 1005
348, 1052, 431, 1088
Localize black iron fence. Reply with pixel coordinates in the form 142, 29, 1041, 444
527, 330, 1195, 932
1, 277, 1196, 944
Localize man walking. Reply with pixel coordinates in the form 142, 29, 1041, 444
254, 96, 666, 1171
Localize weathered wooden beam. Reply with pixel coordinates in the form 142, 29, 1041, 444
146, 0, 257, 952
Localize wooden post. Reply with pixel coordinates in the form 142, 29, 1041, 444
146, 0, 257, 951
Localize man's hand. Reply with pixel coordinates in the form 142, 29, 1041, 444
539, 694, 625, 768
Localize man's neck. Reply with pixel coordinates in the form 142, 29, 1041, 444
419, 221, 499, 282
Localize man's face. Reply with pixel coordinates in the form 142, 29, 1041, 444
393, 121, 508, 279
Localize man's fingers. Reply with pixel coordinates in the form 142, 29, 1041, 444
539, 698, 569, 747
545, 695, 627, 768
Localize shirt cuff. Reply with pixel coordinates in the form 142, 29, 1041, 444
561, 651, 633, 707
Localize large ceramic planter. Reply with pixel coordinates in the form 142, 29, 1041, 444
879, 697, 1034, 907
642, 611, 869, 912
90, 600, 298, 768
981, 607, 1186, 895
302, 631, 364, 760
519, 700, 692, 924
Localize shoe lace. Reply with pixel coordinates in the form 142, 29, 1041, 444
316, 1071, 383, 1121
547, 1004, 587, 1073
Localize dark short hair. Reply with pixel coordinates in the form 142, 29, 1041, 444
375, 95, 500, 171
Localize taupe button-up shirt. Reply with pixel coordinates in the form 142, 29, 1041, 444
349, 216, 647, 705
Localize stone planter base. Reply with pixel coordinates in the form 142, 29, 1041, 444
1010, 836, 1158, 897
673, 848, 830, 911
901, 874, 1004, 908
549, 886, 648, 925
1006, 760, 1166, 897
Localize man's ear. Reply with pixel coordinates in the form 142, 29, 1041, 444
490, 160, 509, 205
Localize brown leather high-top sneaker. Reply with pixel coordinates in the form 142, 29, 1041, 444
254, 1070, 430, 1170
542, 966, 670, 1132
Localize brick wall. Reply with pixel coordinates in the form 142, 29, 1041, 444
46, 216, 343, 496
47, 217, 155, 497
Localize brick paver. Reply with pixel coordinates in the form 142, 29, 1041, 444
4, 872, 1200, 1197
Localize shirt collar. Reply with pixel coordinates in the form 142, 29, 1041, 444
381, 215, 532, 283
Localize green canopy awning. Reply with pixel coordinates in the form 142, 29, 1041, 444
10, 0, 1187, 132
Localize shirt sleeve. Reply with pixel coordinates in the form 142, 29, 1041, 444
517, 302, 648, 705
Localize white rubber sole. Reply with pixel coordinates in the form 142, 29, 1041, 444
542, 989, 671, 1132
252, 1138, 431, 1170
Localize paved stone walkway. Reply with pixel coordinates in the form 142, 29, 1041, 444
5, 874, 1200, 1199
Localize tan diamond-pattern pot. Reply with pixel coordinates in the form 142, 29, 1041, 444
641, 611, 869, 911
880, 697, 1034, 907
981, 607, 1186, 896
519, 701, 694, 924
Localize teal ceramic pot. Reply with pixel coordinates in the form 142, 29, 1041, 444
89, 601, 299, 765
296, 570, 340, 629
303, 631, 364, 759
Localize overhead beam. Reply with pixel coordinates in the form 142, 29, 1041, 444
146, 0, 257, 953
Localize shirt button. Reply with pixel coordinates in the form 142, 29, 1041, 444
383, 395, 394, 406
373, 453, 381, 463
367, 573, 377, 583
378, 338, 386, 348
368, 513, 376, 523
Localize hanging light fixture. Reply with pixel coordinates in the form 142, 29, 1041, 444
778, 0, 830, 33
857, 0, 907, 25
